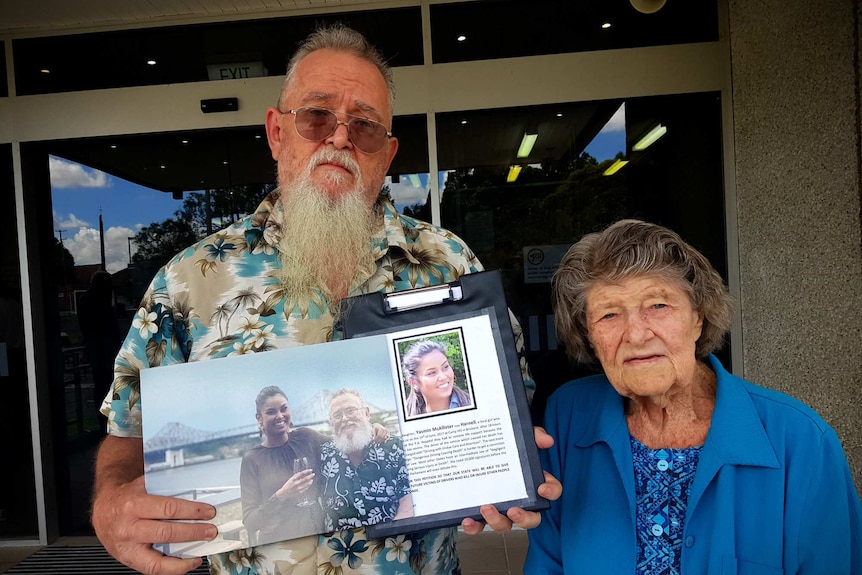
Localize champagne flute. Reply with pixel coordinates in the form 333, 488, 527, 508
293, 456, 316, 507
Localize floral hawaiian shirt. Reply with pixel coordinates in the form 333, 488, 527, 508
103, 190, 533, 575
320, 437, 410, 532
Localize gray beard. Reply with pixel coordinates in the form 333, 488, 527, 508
275, 151, 378, 307
333, 421, 374, 455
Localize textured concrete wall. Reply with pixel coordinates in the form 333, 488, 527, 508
728, 0, 862, 485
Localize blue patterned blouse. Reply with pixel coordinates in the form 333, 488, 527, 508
630, 435, 702, 575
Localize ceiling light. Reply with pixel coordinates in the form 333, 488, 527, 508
601, 22, 612, 29
457, 35, 467, 42
408, 174, 422, 188
603, 159, 628, 176
181, 139, 189, 144
630, 0, 667, 14
517, 132, 538, 158
506, 165, 523, 183
556, 113, 563, 117
632, 124, 667, 151
146, 59, 157, 66
160, 165, 166, 170
110, 144, 117, 149
461, 119, 468, 125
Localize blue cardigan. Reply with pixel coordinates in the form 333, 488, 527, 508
525, 355, 861, 575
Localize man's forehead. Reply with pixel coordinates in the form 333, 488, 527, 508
330, 394, 362, 409
286, 49, 391, 114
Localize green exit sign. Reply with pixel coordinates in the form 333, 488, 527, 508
207, 62, 267, 81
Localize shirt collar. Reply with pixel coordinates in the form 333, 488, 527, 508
575, 355, 779, 469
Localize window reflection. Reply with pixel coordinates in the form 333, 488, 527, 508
13, 7, 423, 95
431, 0, 718, 63
385, 173, 431, 218
436, 93, 726, 418
0, 144, 38, 538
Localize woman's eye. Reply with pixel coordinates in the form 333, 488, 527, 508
652, 303, 667, 310
601, 313, 616, 320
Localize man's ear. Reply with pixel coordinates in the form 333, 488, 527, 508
383, 136, 399, 173
265, 107, 285, 161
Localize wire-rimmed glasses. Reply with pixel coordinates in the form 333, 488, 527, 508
284, 106, 393, 154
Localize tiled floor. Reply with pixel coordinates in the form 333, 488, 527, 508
0, 530, 528, 575
0, 545, 41, 574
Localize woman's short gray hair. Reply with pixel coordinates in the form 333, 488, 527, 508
552, 219, 733, 365
278, 23, 395, 111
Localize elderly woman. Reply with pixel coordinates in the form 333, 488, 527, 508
525, 220, 861, 574
402, 339, 473, 416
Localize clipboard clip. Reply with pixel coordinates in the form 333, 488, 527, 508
383, 283, 463, 313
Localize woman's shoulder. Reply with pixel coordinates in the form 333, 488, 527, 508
711, 356, 833, 435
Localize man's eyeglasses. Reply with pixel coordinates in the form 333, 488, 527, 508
330, 406, 362, 421
284, 106, 392, 154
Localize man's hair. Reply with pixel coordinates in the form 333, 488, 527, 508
255, 385, 288, 414
553, 219, 734, 365
328, 388, 367, 411
279, 23, 395, 110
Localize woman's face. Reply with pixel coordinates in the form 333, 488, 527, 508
411, 350, 455, 407
256, 394, 292, 440
585, 275, 703, 401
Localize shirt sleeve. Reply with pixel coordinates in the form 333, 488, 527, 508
795, 427, 862, 573
101, 265, 191, 438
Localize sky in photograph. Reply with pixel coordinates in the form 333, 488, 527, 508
50, 104, 625, 274
140, 334, 397, 438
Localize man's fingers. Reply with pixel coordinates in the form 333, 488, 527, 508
134, 517, 218, 546
116, 542, 203, 575
133, 493, 216, 521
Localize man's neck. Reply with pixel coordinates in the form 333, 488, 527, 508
346, 447, 367, 468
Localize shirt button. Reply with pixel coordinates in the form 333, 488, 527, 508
656, 460, 669, 471
685, 536, 695, 547
651, 524, 664, 536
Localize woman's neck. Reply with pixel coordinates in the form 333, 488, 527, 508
262, 430, 289, 448
425, 395, 450, 413
626, 361, 716, 449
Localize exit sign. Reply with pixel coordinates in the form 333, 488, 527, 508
207, 62, 267, 81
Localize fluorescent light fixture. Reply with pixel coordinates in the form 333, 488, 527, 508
408, 174, 422, 188
517, 132, 538, 158
506, 165, 523, 183
633, 124, 667, 151
603, 159, 628, 176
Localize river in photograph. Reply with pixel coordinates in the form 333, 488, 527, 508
146, 457, 243, 496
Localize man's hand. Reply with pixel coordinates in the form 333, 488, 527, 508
460, 426, 562, 535
92, 435, 218, 575
371, 422, 391, 443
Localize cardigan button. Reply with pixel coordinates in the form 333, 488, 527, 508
685, 536, 695, 547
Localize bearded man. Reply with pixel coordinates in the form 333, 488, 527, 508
91, 23, 560, 575
320, 389, 413, 531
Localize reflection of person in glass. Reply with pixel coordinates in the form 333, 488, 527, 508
239, 385, 325, 545
320, 389, 412, 530
402, 340, 472, 416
